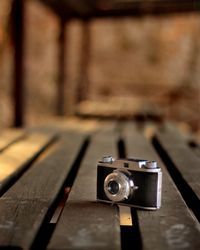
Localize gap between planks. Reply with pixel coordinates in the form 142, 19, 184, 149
0, 131, 87, 249
0, 131, 57, 195
47, 125, 121, 250
123, 122, 200, 250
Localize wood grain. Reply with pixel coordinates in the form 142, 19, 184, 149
0, 131, 56, 195
0, 131, 86, 249
155, 123, 200, 199
154, 123, 200, 221
123, 122, 200, 250
48, 126, 121, 250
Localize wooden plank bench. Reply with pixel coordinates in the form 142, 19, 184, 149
0, 121, 199, 249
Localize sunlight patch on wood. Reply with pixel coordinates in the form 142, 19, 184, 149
0, 129, 25, 151
119, 206, 132, 226
0, 133, 53, 182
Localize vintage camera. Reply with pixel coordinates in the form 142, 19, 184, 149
97, 156, 162, 210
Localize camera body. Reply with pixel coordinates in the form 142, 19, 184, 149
97, 156, 162, 210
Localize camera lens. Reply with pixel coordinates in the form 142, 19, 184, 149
108, 181, 120, 195
104, 170, 135, 202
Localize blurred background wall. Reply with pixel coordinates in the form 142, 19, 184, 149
0, 0, 199, 130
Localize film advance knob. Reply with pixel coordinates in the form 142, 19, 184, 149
145, 161, 157, 169
101, 156, 114, 163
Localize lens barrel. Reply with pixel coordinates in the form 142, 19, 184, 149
104, 170, 135, 202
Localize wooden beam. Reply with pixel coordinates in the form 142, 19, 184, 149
11, 0, 25, 127
76, 20, 91, 103
56, 19, 67, 116
39, 0, 200, 20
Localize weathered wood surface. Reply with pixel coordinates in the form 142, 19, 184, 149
48, 125, 121, 250
39, 0, 200, 19
0, 129, 25, 152
0, 131, 56, 196
123, 123, 200, 250
189, 140, 200, 159
0, 122, 199, 249
155, 123, 200, 199
154, 123, 200, 221
11, 0, 25, 127
0, 132, 86, 249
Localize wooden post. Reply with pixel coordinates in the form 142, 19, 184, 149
76, 19, 91, 104
57, 18, 67, 116
11, 0, 25, 127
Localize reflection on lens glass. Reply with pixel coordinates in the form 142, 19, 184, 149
108, 181, 119, 195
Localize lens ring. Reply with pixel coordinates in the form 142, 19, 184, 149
104, 170, 134, 202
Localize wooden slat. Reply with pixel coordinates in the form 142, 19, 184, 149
154, 123, 200, 221
11, 0, 25, 127
155, 123, 200, 199
0, 131, 86, 249
57, 18, 67, 116
0, 129, 25, 152
123, 122, 200, 250
48, 126, 121, 250
0, 131, 56, 195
